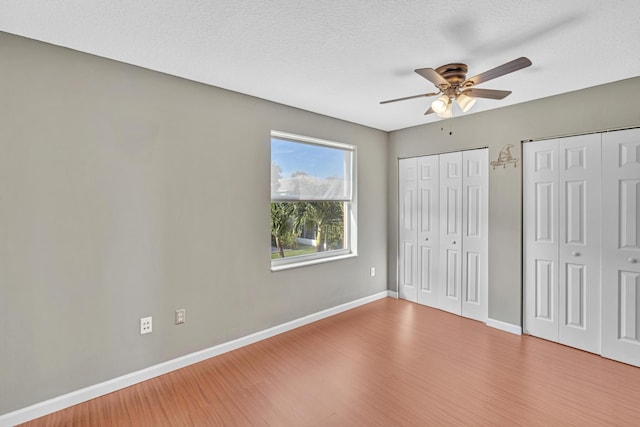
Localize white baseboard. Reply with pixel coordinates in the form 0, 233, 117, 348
486, 318, 522, 335
0, 290, 390, 427
388, 291, 398, 298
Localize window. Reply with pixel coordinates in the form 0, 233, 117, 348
270, 130, 356, 270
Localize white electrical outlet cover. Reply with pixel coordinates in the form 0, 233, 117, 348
140, 317, 152, 334
175, 309, 185, 325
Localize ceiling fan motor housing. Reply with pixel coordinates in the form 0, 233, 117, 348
435, 63, 470, 97
435, 63, 468, 84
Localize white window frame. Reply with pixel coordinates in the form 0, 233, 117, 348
270, 130, 357, 271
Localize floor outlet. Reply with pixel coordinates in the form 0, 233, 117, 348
175, 309, 186, 325
140, 317, 152, 335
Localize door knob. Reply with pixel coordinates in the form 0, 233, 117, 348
629, 258, 638, 264
572, 251, 580, 256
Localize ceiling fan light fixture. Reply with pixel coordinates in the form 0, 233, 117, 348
436, 101, 453, 118
431, 95, 449, 114
456, 93, 477, 112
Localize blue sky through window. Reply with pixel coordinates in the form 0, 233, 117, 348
271, 138, 345, 179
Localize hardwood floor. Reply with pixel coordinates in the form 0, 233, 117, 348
20, 297, 640, 426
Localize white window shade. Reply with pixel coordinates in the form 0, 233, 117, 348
271, 133, 353, 202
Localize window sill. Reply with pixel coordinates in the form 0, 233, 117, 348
270, 252, 357, 272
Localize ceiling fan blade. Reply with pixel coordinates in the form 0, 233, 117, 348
463, 57, 532, 87
415, 68, 451, 88
424, 106, 435, 115
463, 88, 512, 99
380, 92, 439, 104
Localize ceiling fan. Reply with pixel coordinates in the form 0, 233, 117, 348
381, 57, 532, 117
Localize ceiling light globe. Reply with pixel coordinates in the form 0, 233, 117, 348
431, 95, 449, 114
456, 93, 477, 113
436, 102, 453, 118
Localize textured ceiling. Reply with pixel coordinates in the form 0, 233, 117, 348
2, 0, 639, 131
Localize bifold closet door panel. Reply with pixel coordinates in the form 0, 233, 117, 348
399, 149, 488, 320
438, 152, 463, 315
398, 158, 418, 303
524, 135, 602, 353
417, 156, 440, 307
461, 149, 488, 322
523, 141, 559, 342
602, 128, 640, 367
557, 134, 601, 354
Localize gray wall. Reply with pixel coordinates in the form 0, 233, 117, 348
0, 33, 389, 414
388, 76, 640, 326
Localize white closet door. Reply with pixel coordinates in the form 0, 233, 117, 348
417, 156, 440, 307
524, 141, 559, 341
439, 152, 463, 315
398, 158, 418, 302
557, 134, 601, 353
602, 128, 640, 367
461, 149, 488, 322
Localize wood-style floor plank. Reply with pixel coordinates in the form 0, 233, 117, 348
19, 298, 640, 426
